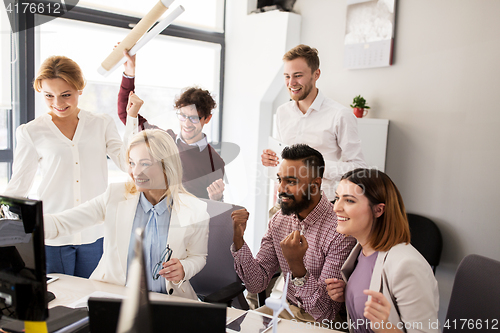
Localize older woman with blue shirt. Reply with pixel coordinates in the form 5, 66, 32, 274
326, 169, 439, 333
44, 129, 209, 298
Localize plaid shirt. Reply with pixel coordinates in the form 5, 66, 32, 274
232, 194, 356, 322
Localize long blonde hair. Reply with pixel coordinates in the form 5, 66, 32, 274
125, 130, 189, 211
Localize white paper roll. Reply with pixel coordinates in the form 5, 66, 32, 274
98, 5, 185, 77
99, 0, 169, 73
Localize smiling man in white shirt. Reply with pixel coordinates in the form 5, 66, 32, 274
262, 44, 367, 202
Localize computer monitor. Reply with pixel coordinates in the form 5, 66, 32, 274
88, 298, 227, 333
0, 195, 48, 321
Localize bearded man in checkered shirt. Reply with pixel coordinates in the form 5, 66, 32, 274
231, 144, 356, 323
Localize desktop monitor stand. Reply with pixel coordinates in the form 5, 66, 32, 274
116, 227, 152, 333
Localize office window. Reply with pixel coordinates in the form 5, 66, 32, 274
36, 18, 221, 184
0, 162, 8, 191
79, 0, 225, 32
0, 8, 11, 110
11, 3, 224, 190
0, 110, 10, 192
0, 109, 8, 150
0, 8, 12, 192
36, 17, 221, 144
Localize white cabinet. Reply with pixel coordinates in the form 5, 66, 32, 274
357, 118, 389, 172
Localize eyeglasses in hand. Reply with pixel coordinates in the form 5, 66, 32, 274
176, 111, 201, 124
152, 244, 173, 280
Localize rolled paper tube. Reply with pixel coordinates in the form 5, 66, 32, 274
98, 0, 175, 74
100, 5, 185, 77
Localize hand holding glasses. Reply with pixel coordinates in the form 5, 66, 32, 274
152, 244, 173, 280
176, 110, 201, 124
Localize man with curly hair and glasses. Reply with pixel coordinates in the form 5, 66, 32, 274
117, 53, 225, 201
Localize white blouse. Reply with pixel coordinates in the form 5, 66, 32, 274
4, 110, 128, 246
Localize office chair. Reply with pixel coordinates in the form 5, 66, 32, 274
443, 254, 500, 333
407, 213, 443, 273
190, 199, 249, 310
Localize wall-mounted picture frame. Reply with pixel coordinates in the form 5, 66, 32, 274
344, 0, 397, 69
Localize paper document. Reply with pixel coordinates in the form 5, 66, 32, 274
266, 137, 288, 180
0, 219, 31, 245
67, 291, 125, 309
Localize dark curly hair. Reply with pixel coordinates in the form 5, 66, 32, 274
174, 87, 216, 119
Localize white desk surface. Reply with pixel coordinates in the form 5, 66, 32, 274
48, 274, 337, 332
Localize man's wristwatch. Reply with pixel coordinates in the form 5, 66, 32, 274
292, 272, 308, 287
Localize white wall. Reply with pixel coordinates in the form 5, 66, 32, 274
224, 0, 500, 324
223, 2, 300, 251
292, 0, 500, 322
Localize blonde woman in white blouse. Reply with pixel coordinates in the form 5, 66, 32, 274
4, 56, 132, 278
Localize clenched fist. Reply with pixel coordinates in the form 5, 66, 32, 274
207, 178, 224, 201
280, 230, 308, 278
231, 208, 249, 251
126, 91, 144, 118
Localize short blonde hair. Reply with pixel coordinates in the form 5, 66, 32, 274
125, 130, 190, 211
33, 56, 86, 92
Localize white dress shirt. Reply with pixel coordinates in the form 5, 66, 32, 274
275, 90, 367, 200
4, 110, 127, 246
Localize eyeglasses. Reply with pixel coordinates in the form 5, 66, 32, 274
152, 244, 173, 280
176, 111, 201, 124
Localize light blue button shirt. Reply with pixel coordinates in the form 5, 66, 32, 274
127, 193, 171, 293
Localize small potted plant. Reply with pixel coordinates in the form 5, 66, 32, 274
350, 95, 370, 118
